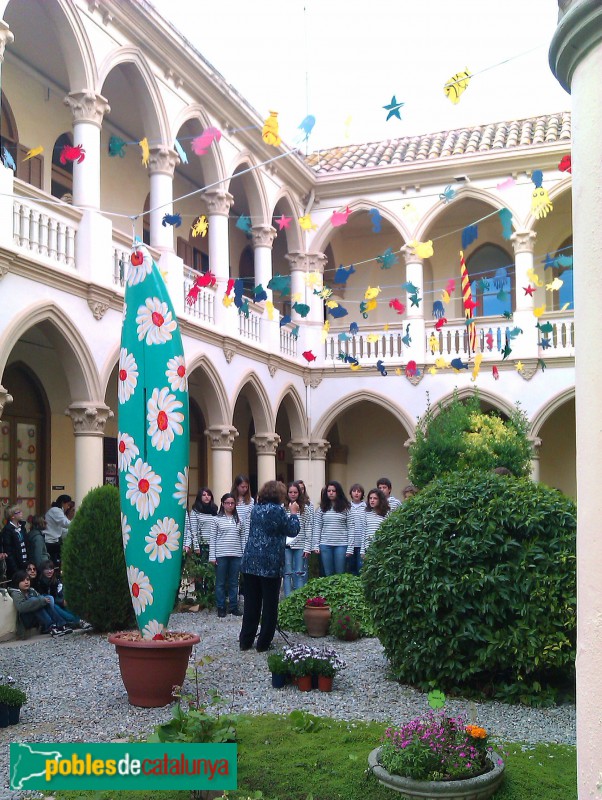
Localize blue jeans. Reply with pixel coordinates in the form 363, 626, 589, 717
283, 548, 307, 597
346, 547, 361, 576
320, 545, 348, 576
41, 595, 80, 626
215, 556, 241, 611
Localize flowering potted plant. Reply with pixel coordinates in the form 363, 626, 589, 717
312, 646, 347, 692
303, 596, 331, 637
368, 711, 505, 800
267, 651, 290, 689
282, 644, 316, 691
331, 606, 361, 641
0, 676, 27, 726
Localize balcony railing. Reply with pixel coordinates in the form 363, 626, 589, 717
111, 232, 161, 290
182, 266, 215, 323
280, 324, 299, 357
239, 302, 262, 342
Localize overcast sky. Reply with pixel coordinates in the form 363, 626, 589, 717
150, 0, 569, 151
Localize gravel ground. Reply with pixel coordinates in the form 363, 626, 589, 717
0, 610, 576, 799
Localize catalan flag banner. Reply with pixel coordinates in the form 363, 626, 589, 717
460, 250, 477, 354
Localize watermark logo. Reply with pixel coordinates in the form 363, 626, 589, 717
10, 743, 237, 791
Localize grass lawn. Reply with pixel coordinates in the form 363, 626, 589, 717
54, 713, 576, 800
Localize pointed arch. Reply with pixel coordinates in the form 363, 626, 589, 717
171, 103, 225, 186
232, 372, 274, 432
429, 386, 517, 420
524, 175, 572, 231
270, 188, 303, 252
225, 152, 269, 222
184, 354, 231, 427
310, 198, 410, 255
274, 385, 308, 439
313, 390, 415, 440
415, 186, 520, 242
530, 386, 575, 437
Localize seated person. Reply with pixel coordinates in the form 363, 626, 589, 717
36, 560, 91, 631
8, 570, 73, 637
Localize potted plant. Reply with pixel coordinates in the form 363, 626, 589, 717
330, 606, 361, 641
312, 646, 347, 692
267, 651, 289, 689
303, 596, 331, 637
368, 711, 505, 800
283, 644, 315, 691
0, 678, 27, 726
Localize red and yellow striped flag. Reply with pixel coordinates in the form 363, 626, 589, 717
460, 250, 477, 354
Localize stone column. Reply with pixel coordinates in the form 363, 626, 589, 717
510, 231, 538, 359
205, 425, 239, 500
252, 225, 279, 351
64, 91, 113, 285
250, 432, 280, 489
65, 402, 113, 505
327, 444, 348, 487
286, 251, 326, 358
205, 190, 235, 330
288, 438, 312, 487
550, 4, 602, 798
308, 439, 330, 504
0, 385, 13, 419
529, 436, 541, 483
0, 21, 14, 85
401, 250, 426, 365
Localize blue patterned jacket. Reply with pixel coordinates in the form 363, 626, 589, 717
241, 503, 300, 578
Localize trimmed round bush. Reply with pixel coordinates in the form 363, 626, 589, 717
62, 484, 135, 632
278, 574, 375, 637
362, 471, 576, 704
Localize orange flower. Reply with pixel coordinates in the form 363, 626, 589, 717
466, 724, 487, 739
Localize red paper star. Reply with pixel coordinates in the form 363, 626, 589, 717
523, 285, 535, 296
277, 215, 292, 230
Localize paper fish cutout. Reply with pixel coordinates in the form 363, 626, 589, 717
498, 208, 513, 240
492, 365, 500, 380
162, 213, 182, 227
279, 314, 292, 327
471, 353, 483, 381
276, 215, 292, 230
262, 110, 282, 147
527, 268, 544, 287
376, 360, 387, 376
401, 324, 412, 347
267, 274, 291, 295
364, 286, 381, 300
60, 143, 85, 164
531, 170, 553, 219
23, 146, 44, 161
253, 285, 268, 302
389, 298, 405, 315
108, 136, 127, 157
302, 350, 316, 362
191, 127, 221, 155
429, 333, 439, 353
439, 185, 457, 204
2, 147, 15, 170
138, 137, 150, 167
507, 327, 522, 339
461, 224, 478, 249
191, 215, 209, 237
556, 255, 573, 268
537, 321, 554, 334
546, 277, 564, 292
377, 247, 398, 269
291, 326, 300, 338
503, 310, 513, 319
299, 214, 317, 231
329, 305, 348, 319
433, 300, 445, 319
332, 207, 351, 227
233, 278, 245, 308
369, 208, 382, 233
410, 240, 434, 258
334, 265, 356, 284
174, 139, 188, 165
238, 300, 250, 318
401, 203, 419, 223
501, 342, 512, 360
435, 357, 449, 369
444, 68, 471, 104
350, 322, 359, 335
292, 302, 310, 317
383, 95, 404, 121
558, 154, 572, 174
405, 360, 418, 377
464, 297, 478, 312
496, 176, 516, 191
303, 271, 322, 288
298, 115, 316, 140
265, 300, 274, 320
450, 358, 468, 371
236, 215, 252, 234
366, 334, 379, 343
533, 303, 546, 318
435, 317, 447, 331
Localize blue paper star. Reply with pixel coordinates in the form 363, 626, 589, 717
383, 96, 404, 121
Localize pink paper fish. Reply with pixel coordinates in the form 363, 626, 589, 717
331, 207, 351, 227
191, 127, 222, 156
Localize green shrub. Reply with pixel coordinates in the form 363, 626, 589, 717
408, 391, 532, 487
62, 484, 135, 632
361, 471, 576, 704
278, 574, 375, 636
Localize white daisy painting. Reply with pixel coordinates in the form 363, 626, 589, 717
173, 467, 189, 508
127, 248, 153, 287
118, 348, 138, 404
127, 565, 154, 615
142, 619, 165, 640
125, 458, 162, 519
144, 516, 181, 563
147, 387, 184, 451
117, 432, 139, 472
121, 512, 131, 549
166, 355, 188, 392
136, 297, 177, 345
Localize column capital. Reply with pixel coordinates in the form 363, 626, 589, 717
285, 251, 308, 272
0, 21, 14, 62
204, 190, 234, 216
64, 91, 111, 128
307, 252, 327, 273
550, 0, 602, 92
529, 435, 542, 456
205, 425, 239, 450
251, 225, 277, 249
287, 438, 311, 459
0, 385, 13, 419
308, 439, 331, 461
401, 247, 423, 267
511, 230, 537, 255
251, 432, 281, 455
148, 146, 179, 177
65, 402, 113, 435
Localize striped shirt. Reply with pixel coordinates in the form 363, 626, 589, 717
285, 506, 313, 551
312, 508, 354, 554
357, 510, 389, 555
209, 515, 244, 560
236, 498, 254, 530
349, 501, 365, 548
387, 495, 402, 511
184, 510, 214, 550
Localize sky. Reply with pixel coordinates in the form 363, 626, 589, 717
149, 0, 570, 152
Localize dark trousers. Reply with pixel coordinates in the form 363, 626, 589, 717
239, 573, 281, 650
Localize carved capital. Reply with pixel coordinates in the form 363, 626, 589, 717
251, 225, 277, 249
287, 438, 311, 459
0, 385, 14, 419
66, 402, 113, 435
204, 190, 234, 216
307, 252, 327, 273
0, 21, 14, 62
251, 432, 281, 455
205, 425, 239, 450
0, 256, 10, 281
223, 347, 235, 364
308, 439, 331, 461
511, 230, 537, 255
303, 372, 323, 389
148, 147, 179, 177
64, 91, 110, 127
529, 435, 543, 457
401, 248, 423, 267
285, 251, 308, 272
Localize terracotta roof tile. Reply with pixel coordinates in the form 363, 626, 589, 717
306, 112, 572, 175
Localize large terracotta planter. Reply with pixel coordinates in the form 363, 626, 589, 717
297, 675, 312, 692
108, 631, 200, 707
368, 747, 505, 800
318, 675, 333, 692
303, 605, 331, 637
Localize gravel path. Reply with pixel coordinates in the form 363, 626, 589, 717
0, 610, 576, 799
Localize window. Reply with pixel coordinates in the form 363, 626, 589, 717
1, 92, 44, 190
177, 236, 209, 271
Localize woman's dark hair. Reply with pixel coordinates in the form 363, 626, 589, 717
349, 483, 365, 500
192, 487, 218, 515
285, 481, 306, 514
10, 570, 28, 589
257, 480, 286, 505
218, 493, 240, 523
52, 494, 72, 508
231, 475, 252, 504
366, 488, 390, 517
320, 481, 350, 513
296, 480, 311, 505
25, 562, 37, 574
376, 477, 392, 490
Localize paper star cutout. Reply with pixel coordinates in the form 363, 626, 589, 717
410, 293, 421, 307
276, 215, 292, 230
383, 95, 404, 121
516, 361, 524, 373
523, 285, 535, 296
540, 337, 551, 350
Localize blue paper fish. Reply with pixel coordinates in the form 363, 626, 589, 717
461, 224, 478, 249
498, 208, 513, 240
334, 264, 356, 284
376, 360, 388, 376
369, 208, 382, 233
280, 314, 292, 327
451, 358, 469, 370
236, 215, 252, 234
174, 139, 188, 165
253, 284, 268, 302
329, 305, 349, 319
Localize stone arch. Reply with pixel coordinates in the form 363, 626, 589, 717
415, 186, 520, 242
225, 152, 269, 223
428, 387, 517, 420
170, 103, 225, 186
0, 302, 101, 402
313, 390, 415, 440
310, 198, 410, 255
530, 386, 575, 438
274, 385, 308, 439
232, 372, 274, 432
185, 354, 231, 428
523, 175, 572, 231
97, 47, 169, 143
270, 188, 303, 252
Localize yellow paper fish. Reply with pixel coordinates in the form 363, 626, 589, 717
401, 203, 419, 224
325, 299, 339, 309
139, 137, 150, 167
364, 286, 381, 300
366, 334, 379, 343
527, 268, 544, 288
410, 240, 434, 258
531, 187, 553, 219
441, 290, 451, 305
265, 300, 274, 321
428, 366, 438, 375
365, 299, 377, 313
350, 362, 361, 371
471, 353, 483, 382
222, 295, 234, 308
291, 292, 302, 303
435, 357, 450, 369
321, 321, 330, 343
262, 110, 282, 147
304, 271, 321, 287
444, 68, 471, 104
533, 303, 547, 318
299, 214, 317, 231
191, 215, 209, 237
22, 146, 44, 161
546, 277, 564, 292
428, 333, 439, 353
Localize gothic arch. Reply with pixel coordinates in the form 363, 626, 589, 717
171, 103, 225, 186
524, 175, 572, 231
428, 387, 517, 420
310, 198, 410, 255
270, 188, 303, 252
225, 152, 269, 222
274, 385, 308, 439
313, 390, 415, 441
0, 301, 101, 401
184, 354, 231, 428
232, 372, 273, 432
530, 386, 575, 438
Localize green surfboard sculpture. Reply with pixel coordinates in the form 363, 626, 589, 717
118, 242, 189, 638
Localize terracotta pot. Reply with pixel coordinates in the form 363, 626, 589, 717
297, 674, 312, 692
108, 631, 200, 707
303, 605, 331, 637
318, 675, 333, 692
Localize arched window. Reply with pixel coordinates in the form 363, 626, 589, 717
239, 246, 255, 296
51, 132, 73, 201
1, 91, 44, 189
550, 236, 573, 311
468, 244, 514, 317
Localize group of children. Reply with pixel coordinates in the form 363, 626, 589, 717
183, 475, 418, 616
